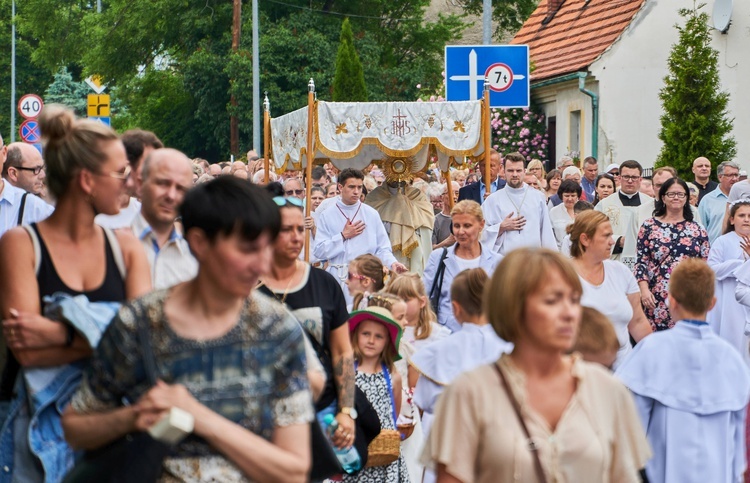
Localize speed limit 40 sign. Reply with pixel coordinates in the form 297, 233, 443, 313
18, 94, 44, 120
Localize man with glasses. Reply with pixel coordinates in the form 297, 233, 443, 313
0, 135, 53, 238
283, 177, 305, 200
595, 160, 654, 266
3, 143, 47, 197
700, 161, 739, 244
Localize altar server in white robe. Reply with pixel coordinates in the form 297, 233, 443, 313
617, 258, 750, 483
313, 168, 407, 303
707, 200, 750, 366
481, 152, 557, 256
595, 160, 654, 267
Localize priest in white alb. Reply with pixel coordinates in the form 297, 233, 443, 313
365, 170, 434, 274
481, 152, 557, 256
313, 168, 407, 302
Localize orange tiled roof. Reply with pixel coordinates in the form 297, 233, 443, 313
511, 0, 646, 82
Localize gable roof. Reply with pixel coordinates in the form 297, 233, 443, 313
511, 0, 646, 82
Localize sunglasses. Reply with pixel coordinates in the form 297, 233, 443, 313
608, 171, 620, 176
273, 196, 304, 207
348, 272, 371, 282
285, 189, 304, 196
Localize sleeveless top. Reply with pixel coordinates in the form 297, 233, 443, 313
0, 223, 126, 400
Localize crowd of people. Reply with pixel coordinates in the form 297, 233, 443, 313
0, 105, 750, 483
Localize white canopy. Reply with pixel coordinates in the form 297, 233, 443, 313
269, 100, 487, 173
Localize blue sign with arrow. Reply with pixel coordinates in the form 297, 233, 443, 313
445, 45, 530, 108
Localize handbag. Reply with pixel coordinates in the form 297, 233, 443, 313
492, 362, 548, 483
365, 363, 401, 468
62, 315, 170, 483
428, 248, 449, 317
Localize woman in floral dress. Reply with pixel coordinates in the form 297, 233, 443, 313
636, 178, 710, 330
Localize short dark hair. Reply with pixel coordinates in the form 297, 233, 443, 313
503, 152, 526, 167
583, 156, 597, 167
619, 160, 643, 175
338, 168, 364, 186
557, 179, 582, 198
121, 129, 163, 167
653, 177, 693, 221
3, 145, 23, 176
311, 165, 327, 181
181, 176, 281, 243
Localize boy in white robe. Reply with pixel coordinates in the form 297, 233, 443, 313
481, 152, 557, 256
313, 168, 406, 304
616, 258, 750, 483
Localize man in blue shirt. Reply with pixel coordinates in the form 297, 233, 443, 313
581, 156, 598, 202
457, 149, 506, 205
699, 161, 739, 244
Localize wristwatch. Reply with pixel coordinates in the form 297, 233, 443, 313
339, 406, 358, 420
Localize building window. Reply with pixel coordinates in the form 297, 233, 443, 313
569, 110, 581, 156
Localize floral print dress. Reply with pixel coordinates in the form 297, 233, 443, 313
635, 218, 710, 330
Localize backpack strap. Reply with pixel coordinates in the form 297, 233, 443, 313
21, 224, 42, 275
16, 192, 29, 226
102, 227, 127, 281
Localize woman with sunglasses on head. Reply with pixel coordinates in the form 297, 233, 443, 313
636, 178, 709, 331
0, 105, 151, 480
257, 184, 358, 467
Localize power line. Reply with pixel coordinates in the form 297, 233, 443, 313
264, 0, 417, 21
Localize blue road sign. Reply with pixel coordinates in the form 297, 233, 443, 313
19, 120, 41, 144
90, 116, 111, 126
445, 45, 530, 108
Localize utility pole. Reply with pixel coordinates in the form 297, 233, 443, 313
10, 0, 16, 142
230, 0, 241, 155
252, 0, 260, 154
482, 0, 492, 45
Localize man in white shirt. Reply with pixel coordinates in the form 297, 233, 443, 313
313, 168, 406, 299
699, 161, 739, 244
0, 135, 53, 237
482, 152, 557, 256
3, 143, 47, 196
595, 160, 654, 265
130, 148, 197, 289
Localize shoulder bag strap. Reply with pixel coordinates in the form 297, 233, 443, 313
492, 363, 548, 483
380, 363, 398, 426
102, 227, 128, 281
17, 192, 29, 226
428, 248, 449, 312
21, 224, 42, 275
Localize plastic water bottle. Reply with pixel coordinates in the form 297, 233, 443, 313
322, 414, 362, 473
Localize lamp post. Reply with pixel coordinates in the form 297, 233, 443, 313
10, 0, 16, 142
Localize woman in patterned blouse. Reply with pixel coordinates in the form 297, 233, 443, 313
636, 177, 710, 331
61, 177, 314, 482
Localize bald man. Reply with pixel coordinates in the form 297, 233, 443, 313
692, 157, 718, 204
131, 148, 197, 288
3, 143, 46, 196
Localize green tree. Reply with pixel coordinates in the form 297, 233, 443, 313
44, 67, 89, 117
459, 0, 537, 40
333, 19, 367, 101
655, 5, 736, 177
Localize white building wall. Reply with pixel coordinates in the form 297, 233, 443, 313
587, 0, 750, 170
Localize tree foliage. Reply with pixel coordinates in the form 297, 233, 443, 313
459, 0, 537, 40
333, 19, 367, 102
7, 0, 482, 159
655, 5, 736, 178
44, 67, 89, 117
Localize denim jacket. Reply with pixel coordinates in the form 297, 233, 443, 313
0, 293, 120, 483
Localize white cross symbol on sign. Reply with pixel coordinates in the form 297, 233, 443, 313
448, 49, 527, 100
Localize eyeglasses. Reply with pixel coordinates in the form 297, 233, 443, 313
621, 175, 640, 182
273, 196, 304, 207
722, 173, 740, 179
285, 189, 304, 196
16, 165, 45, 175
608, 171, 620, 176
348, 272, 371, 282
664, 192, 687, 199
97, 165, 131, 181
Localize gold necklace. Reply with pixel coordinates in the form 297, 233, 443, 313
258, 261, 299, 305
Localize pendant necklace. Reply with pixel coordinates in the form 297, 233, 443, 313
336, 202, 362, 225
507, 186, 529, 217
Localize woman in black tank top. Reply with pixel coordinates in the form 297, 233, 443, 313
0, 105, 151, 481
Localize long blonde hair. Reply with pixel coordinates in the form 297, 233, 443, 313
351, 321, 397, 372
385, 273, 436, 340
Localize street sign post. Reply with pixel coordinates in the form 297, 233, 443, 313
89, 116, 111, 126
19, 119, 41, 144
445, 45, 530, 108
17, 94, 44, 120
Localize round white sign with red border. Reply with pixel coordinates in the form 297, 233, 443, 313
18, 94, 44, 120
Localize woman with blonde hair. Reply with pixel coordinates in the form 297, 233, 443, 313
423, 248, 650, 483
422, 200, 502, 332
567, 210, 652, 367
527, 159, 547, 189
0, 105, 151, 479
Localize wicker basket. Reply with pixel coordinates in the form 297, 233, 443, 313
365, 429, 401, 467
397, 423, 415, 440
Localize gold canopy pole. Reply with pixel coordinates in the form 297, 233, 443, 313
304, 78, 315, 262
483, 79, 492, 197
263, 93, 270, 185
444, 163, 454, 211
